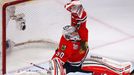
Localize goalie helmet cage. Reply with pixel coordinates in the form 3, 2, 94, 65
2, 0, 73, 74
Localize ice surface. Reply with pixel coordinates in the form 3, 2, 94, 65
0, 0, 134, 74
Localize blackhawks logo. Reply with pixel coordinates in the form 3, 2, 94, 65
61, 45, 66, 51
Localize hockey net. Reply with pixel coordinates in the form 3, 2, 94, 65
1, 0, 70, 74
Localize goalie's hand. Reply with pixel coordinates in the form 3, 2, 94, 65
64, 1, 82, 14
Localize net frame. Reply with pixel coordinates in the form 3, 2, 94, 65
2, 0, 73, 74
2, 0, 63, 74
2, 1, 33, 74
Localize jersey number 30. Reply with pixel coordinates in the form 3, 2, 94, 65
56, 52, 64, 58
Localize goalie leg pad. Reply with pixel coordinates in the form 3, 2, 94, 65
50, 58, 66, 75
82, 55, 133, 75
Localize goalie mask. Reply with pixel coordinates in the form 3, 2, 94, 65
62, 25, 81, 41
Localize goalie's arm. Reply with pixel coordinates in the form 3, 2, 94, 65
64, 0, 87, 28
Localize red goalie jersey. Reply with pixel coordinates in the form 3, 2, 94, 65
52, 3, 89, 66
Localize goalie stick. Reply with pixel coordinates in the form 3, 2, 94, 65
30, 63, 51, 74
30, 59, 66, 75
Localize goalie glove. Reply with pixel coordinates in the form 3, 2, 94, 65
64, 1, 84, 18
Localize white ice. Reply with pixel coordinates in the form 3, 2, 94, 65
0, 0, 134, 74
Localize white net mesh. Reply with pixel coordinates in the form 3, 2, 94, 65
2, 0, 71, 74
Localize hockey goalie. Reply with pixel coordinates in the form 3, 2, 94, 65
51, 1, 133, 75
14, 0, 133, 75
14, 0, 91, 75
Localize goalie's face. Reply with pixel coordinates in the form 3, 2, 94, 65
62, 25, 80, 41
